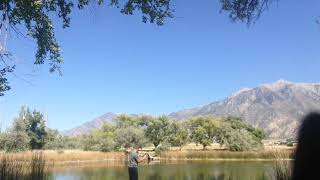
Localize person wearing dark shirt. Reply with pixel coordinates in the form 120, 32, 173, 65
292, 112, 320, 180
127, 145, 147, 180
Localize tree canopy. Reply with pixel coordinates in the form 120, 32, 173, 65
167, 121, 189, 150
188, 116, 220, 149
216, 118, 263, 151
220, 0, 273, 24
145, 115, 170, 148
3, 106, 48, 152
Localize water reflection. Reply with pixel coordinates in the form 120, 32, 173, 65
52, 161, 274, 180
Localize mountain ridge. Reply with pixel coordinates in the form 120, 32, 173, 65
63, 80, 320, 138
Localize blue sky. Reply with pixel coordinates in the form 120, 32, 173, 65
1, 0, 320, 131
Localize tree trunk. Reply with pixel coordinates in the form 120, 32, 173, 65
203, 145, 206, 150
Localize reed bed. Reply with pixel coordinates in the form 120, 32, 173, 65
161, 149, 294, 160
0, 149, 293, 163
1, 150, 126, 163
269, 151, 292, 180
0, 152, 52, 180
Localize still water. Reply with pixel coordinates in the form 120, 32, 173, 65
52, 161, 275, 180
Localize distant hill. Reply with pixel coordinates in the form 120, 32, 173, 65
63, 80, 320, 138
62, 112, 118, 136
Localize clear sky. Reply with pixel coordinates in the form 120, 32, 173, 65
0, 0, 320, 131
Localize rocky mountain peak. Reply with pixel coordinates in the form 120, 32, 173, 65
259, 79, 293, 91
170, 80, 320, 138
63, 80, 320, 139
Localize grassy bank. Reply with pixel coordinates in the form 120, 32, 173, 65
1, 150, 126, 163
1, 148, 294, 164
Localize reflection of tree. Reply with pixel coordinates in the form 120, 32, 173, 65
78, 168, 126, 180
146, 172, 162, 180
215, 174, 226, 180
196, 172, 205, 180
196, 172, 226, 180
54, 161, 272, 179
146, 173, 192, 180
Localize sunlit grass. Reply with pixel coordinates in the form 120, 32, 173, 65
161, 149, 294, 160
1, 150, 126, 163
0, 145, 294, 164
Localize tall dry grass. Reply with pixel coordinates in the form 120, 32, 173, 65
0, 155, 24, 180
269, 151, 292, 180
1, 150, 126, 163
0, 148, 293, 163
161, 149, 294, 160
0, 151, 52, 180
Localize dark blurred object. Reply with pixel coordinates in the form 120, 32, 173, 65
292, 112, 320, 180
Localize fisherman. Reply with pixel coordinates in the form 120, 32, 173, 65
126, 145, 147, 180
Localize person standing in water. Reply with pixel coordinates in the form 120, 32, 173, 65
126, 145, 147, 180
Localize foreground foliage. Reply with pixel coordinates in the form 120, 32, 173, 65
269, 152, 292, 180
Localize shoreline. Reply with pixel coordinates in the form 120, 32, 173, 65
1, 148, 294, 166
49, 158, 293, 166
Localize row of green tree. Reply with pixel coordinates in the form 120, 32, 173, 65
81, 114, 265, 152
0, 106, 265, 152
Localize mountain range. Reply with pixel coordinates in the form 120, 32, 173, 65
63, 80, 320, 138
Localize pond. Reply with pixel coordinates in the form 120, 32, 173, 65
51, 160, 276, 180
